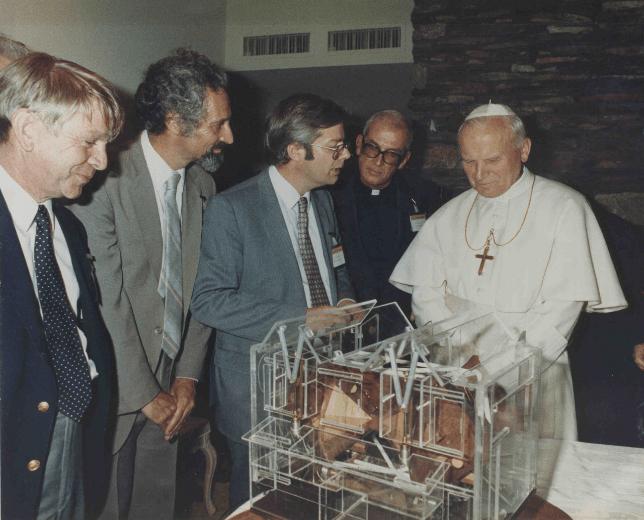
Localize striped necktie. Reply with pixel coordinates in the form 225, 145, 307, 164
157, 173, 183, 359
297, 196, 330, 307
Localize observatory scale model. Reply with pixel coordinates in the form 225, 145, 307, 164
243, 302, 541, 520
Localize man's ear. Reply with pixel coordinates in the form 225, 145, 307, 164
397, 150, 412, 170
10, 109, 41, 152
355, 134, 364, 156
165, 114, 185, 136
286, 142, 307, 162
520, 138, 532, 163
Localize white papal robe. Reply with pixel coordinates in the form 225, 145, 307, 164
390, 168, 627, 440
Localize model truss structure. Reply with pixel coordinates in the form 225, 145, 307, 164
245, 302, 541, 519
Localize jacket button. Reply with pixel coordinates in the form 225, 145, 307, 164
37, 401, 50, 413
154, 327, 162, 335
27, 460, 41, 471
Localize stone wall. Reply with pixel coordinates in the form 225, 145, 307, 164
410, 0, 644, 220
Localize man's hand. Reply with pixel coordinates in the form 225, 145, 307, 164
306, 305, 351, 332
141, 391, 177, 427
163, 378, 196, 440
633, 344, 644, 371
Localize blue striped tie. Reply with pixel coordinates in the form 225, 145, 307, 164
157, 173, 183, 359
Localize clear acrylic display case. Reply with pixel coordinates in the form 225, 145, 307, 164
244, 302, 541, 520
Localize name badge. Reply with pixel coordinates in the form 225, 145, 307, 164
410, 212, 426, 233
332, 245, 346, 268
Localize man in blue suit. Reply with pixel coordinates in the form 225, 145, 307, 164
0, 53, 122, 519
191, 93, 355, 509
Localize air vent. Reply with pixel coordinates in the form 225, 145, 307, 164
243, 33, 310, 57
328, 27, 401, 52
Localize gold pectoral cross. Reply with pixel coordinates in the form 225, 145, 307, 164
475, 231, 495, 275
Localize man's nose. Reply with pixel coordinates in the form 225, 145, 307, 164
474, 162, 484, 180
89, 142, 108, 171
221, 122, 234, 145
375, 152, 384, 166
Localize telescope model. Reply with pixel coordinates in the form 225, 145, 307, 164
244, 301, 541, 519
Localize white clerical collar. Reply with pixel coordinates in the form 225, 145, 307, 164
141, 130, 185, 181
0, 164, 54, 234
269, 165, 310, 209
479, 166, 534, 203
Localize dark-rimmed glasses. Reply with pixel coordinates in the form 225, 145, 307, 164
310, 141, 350, 160
361, 141, 406, 166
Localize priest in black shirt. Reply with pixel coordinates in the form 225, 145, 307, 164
333, 110, 443, 318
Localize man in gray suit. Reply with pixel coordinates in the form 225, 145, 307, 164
72, 49, 233, 519
191, 93, 355, 509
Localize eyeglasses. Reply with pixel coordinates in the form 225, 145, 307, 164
310, 141, 350, 160
361, 141, 406, 166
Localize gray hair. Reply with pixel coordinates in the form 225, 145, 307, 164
135, 48, 228, 135
362, 109, 413, 149
457, 112, 527, 149
0, 33, 30, 63
0, 52, 123, 143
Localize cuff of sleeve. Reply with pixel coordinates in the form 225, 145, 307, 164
174, 376, 199, 383
118, 380, 161, 415
526, 319, 568, 366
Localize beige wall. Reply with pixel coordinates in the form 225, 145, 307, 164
224, 0, 413, 71
1, 0, 227, 94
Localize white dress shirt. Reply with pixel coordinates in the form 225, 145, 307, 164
0, 165, 97, 378
141, 130, 185, 237
269, 165, 332, 307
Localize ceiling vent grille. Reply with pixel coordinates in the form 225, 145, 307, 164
243, 33, 310, 56
328, 26, 401, 52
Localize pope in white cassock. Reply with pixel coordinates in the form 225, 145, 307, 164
390, 103, 627, 440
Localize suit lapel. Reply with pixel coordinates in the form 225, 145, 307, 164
127, 141, 163, 281
54, 204, 93, 323
0, 191, 47, 347
257, 171, 302, 286
393, 176, 413, 251
181, 167, 206, 318
345, 174, 369, 262
311, 189, 337, 302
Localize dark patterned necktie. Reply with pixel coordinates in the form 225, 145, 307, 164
297, 197, 330, 307
34, 205, 92, 422
157, 173, 183, 359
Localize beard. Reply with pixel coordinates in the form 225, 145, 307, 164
196, 149, 225, 174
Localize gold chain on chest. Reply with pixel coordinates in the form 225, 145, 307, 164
464, 174, 536, 251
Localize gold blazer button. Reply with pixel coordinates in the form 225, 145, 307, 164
27, 459, 41, 471
37, 401, 50, 413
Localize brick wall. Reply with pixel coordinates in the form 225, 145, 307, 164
410, 0, 644, 221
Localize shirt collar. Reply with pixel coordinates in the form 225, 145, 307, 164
0, 164, 54, 234
141, 130, 185, 179
269, 165, 310, 210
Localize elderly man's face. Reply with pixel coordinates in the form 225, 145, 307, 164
177, 88, 233, 172
357, 119, 410, 190
458, 117, 531, 198
31, 104, 110, 201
